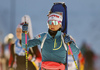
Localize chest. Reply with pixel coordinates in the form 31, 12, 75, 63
42, 37, 65, 52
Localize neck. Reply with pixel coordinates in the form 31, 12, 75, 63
19, 40, 21, 45
48, 28, 61, 38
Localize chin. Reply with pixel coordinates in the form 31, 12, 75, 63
51, 29, 55, 31
51, 29, 53, 30
17, 37, 21, 40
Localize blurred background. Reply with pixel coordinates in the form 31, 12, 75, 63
0, 0, 100, 70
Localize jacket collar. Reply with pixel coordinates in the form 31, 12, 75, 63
48, 30, 61, 39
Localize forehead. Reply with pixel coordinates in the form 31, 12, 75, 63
55, 12, 63, 16
48, 12, 63, 22
49, 12, 63, 16
16, 28, 22, 30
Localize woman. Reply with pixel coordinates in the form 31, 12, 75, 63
8, 15, 42, 70
22, 13, 80, 70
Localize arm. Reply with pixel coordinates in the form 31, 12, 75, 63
64, 34, 80, 55
32, 46, 42, 62
27, 46, 42, 62
22, 23, 41, 48
22, 23, 46, 48
69, 41, 80, 55
64, 34, 79, 69
22, 33, 41, 48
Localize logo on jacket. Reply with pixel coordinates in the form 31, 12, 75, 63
35, 34, 41, 39
53, 39, 62, 50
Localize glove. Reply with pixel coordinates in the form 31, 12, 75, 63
64, 35, 74, 44
12, 61, 17, 69
22, 23, 28, 32
28, 54, 32, 61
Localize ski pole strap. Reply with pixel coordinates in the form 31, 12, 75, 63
61, 34, 67, 51
41, 33, 47, 49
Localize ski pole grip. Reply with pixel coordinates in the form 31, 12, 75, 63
22, 24, 28, 32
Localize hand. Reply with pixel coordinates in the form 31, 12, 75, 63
64, 35, 75, 44
13, 62, 17, 69
28, 54, 32, 61
22, 23, 28, 32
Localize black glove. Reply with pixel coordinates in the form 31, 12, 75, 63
22, 23, 28, 32
64, 35, 74, 44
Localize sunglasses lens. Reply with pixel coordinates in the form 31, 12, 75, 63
55, 21, 58, 25
48, 20, 61, 25
48, 21, 52, 25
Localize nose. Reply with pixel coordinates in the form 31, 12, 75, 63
52, 22, 54, 25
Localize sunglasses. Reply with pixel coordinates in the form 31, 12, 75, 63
48, 20, 61, 25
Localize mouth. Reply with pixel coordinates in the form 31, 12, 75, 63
51, 28, 54, 29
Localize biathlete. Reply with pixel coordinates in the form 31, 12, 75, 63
22, 12, 80, 70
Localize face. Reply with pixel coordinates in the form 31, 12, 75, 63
16, 28, 22, 40
48, 22, 62, 31
48, 12, 63, 31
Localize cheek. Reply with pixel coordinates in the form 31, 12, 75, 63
59, 24, 62, 28
16, 32, 22, 38
16, 33, 19, 37
48, 25, 52, 29
54, 25, 59, 28
54, 25, 61, 30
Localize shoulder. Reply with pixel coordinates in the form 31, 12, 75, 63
66, 34, 75, 42
62, 33, 75, 42
35, 32, 47, 39
15, 39, 19, 44
39, 32, 47, 37
62, 33, 73, 38
11, 44, 15, 47
61, 33, 70, 37
10, 44, 15, 52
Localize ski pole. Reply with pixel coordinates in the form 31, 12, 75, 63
24, 17, 28, 70
25, 29, 28, 70
67, 43, 79, 70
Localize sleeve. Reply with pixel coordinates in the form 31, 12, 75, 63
69, 42, 80, 55
32, 46, 42, 62
22, 33, 46, 48
28, 48, 33, 55
66, 34, 80, 55
27, 39, 41, 48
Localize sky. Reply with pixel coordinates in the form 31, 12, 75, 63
0, 0, 100, 55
